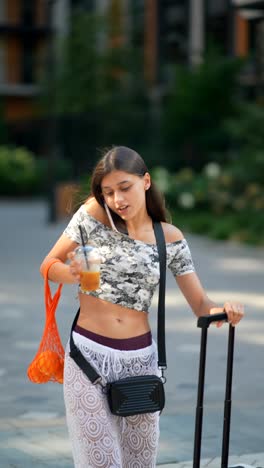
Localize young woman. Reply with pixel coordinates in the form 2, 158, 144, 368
40, 146, 244, 468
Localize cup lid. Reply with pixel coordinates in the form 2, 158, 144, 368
75, 245, 101, 262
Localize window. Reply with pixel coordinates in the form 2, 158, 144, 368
22, 38, 34, 83
0, 1, 6, 22
208, 0, 227, 16
131, 0, 144, 48
206, 0, 229, 53
0, 39, 6, 83
21, 0, 35, 26
71, 0, 95, 13
159, 1, 188, 64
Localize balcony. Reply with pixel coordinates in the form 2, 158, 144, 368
0, 22, 52, 38
0, 82, 40, 97
232, 0, 264, 20
232, 0, 264, 8
0, 54, 44, 97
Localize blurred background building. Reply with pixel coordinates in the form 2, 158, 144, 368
0, 1, 263, 233
0, 0, 263, 153
0, 0, 69, 153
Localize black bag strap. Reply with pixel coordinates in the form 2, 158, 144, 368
153, 221, 167, 369
69, 221, 167, 383
70, 308, 103, 385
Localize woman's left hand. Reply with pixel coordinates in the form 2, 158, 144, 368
210, 302, 244, 328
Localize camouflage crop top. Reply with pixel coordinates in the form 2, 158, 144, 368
64, 205, 195, 313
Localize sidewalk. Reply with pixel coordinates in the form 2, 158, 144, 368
1, 416, 264, 468
161, 453, 264, 467
1, 415, 264, 467
1, 200, 264, 467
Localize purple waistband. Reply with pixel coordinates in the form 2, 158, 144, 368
74, 324, 152, 350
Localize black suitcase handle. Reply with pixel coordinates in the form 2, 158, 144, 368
193, 312, 235, 468
197, 312, 228, 328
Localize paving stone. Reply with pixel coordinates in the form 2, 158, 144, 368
1, 201, 264, 468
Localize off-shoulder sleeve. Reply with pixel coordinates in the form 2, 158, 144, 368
167, 239, 195, 277
63, 205, 95, 244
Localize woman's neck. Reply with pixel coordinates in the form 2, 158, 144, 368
125, 210, 153, 236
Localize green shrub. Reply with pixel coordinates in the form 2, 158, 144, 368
152, 162, 264, 245
161, 50, 243, 171
0, 146, 38, 195
225, 102, 264, 185
0, 146, 74, 196
42, 11, 150, 161
0, 100, 8, 145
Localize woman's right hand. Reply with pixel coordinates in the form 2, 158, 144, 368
67, 251, 82, 283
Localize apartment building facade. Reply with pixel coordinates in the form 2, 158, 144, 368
0, 0, 263, 150
0, 0, 69, 149
142, 0, 264, 85
0, 1, 52, 122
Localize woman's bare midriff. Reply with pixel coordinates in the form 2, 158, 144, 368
77, 294, 151, 339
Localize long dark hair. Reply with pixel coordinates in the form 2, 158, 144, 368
91, 146, 168, 225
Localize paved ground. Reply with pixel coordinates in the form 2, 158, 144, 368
0, 200, 264, 467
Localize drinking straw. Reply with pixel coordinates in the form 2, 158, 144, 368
78, 225, 89, 269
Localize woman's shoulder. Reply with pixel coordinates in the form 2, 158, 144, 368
64, 197, 110, 242
83, 197, 110, 227
161, 222, 184, 243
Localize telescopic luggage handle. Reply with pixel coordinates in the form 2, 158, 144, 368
197, 311, 228, 328
193, 312, 235, 468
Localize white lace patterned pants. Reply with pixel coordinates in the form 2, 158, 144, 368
63, 332, 160, 468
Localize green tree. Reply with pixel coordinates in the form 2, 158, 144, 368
42, 10, 149, 171
225, 102, 264, 184
0, 101, 8, 145
161, 49, 243, 171
53, 13, 103, 114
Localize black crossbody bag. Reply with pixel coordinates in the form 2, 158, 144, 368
69, 222, 167, 417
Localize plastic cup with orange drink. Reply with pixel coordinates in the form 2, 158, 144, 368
74, 245, 101, 291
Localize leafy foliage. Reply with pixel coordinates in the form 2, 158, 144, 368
0, 101, 8, 145
0, 146, 73, 196
152, 163, 264, 245
42, 11, 150, 165
53, 13, 104, 114
161, 50, 243, 170
0, 146, 39, 195
224, 102, 264, 184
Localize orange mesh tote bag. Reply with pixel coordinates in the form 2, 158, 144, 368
27, 259, 65, 384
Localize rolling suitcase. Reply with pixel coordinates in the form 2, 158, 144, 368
193, 312, 262, 468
